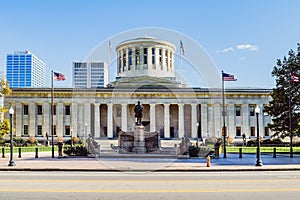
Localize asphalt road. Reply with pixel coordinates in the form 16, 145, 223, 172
0, 171, 299, 200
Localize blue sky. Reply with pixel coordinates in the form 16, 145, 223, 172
1, 0, 300, 88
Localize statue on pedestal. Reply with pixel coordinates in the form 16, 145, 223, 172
134, 101, 144, 126
86, 134, 100, 154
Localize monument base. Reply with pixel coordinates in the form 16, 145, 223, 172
132, 125, 146, 154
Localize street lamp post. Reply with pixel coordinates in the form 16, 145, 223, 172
84, 123, 88, 146
70, 129, 73, 147
255, 105, 263, 166
8, 106, 15, 166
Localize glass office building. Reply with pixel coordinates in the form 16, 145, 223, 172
73, 61, 108, 88
6, 51, 46, 88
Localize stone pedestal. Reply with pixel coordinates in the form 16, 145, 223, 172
132, 125, 146, 154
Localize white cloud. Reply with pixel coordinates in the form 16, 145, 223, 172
236, 44, 258, 51
217, 47, 234, 53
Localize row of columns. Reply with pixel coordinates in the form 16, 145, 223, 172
118, 46, 174, 74
13, 102, 268, 139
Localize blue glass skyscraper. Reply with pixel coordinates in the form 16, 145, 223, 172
6, 51, 46, 88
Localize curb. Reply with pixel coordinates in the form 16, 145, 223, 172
1, 167, 300, 172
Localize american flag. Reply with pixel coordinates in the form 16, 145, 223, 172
222, 72, 237, 81
53, 72, 66, 81
109, 40, 112, 55
291, 74, 299, 82
180, 40, 185, 56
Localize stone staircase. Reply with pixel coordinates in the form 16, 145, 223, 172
94, 138, 190, 158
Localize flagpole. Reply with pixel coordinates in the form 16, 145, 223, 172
222, 70, 227, 158
108, 40, 112, 70
289, 70, 293, 158
180, 44, 183, 86
51, 70, 54, 158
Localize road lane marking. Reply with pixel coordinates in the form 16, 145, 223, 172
0, 188, 300, 193
0, 179, 298, 183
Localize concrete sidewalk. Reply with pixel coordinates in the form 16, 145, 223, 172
1, 152, 300, 172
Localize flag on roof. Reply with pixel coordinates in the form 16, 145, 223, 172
222, 72, 237, 81
53, 72, 66, 81
180, 40, 185, 56
291, 74, 299, 82
109, 40, 112, 54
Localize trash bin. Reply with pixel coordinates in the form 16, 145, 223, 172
58, 142, 63, 157
214, 142, 220, 158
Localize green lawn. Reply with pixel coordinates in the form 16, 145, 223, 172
1, 146, 58, 154
225, 146, 300, 154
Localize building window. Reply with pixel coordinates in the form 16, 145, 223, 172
117, 107, 121, 117
122, 51, 126, 68
170, 52, 172, 68
143, 48, 148, 65
52, 125, 56, 136
65, 126, 71, 136
118, 52, 121, 73
23, 105, 28, 115
236, 126, 241, 136
23, 125, 28, 135
37, 125, 42, 136
165, 50, 168, 67
65, 105, 70, 115
51, 105, 56, 115
136, 49, 140, 65
152, 48, 155, 65
250, 105, 255, 116
265, 127, 269, 136
37, 105, 42, 115
250, 126, 255, 136
159, 49, 162, 67
235, 105, 241, 116
129, 49, 132, 68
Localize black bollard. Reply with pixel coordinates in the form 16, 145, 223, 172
239, 148, 242, 158
2, 147, 5, 158
273, 147, 276, 158
18, 147, 21, 158
35, 147, 38, 158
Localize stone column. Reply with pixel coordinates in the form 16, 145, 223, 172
164, 104, 170, 138
201, 104, 208, 138
170, 52, 174, 72
155, 47, 159, 69
132, 47, 136, 70
107, 103, 113, 138
94, 104, 100, 138
162, 48, 166, 71
258, 104, 264, 137
228, 104, 235, 137
84, 103, 91, 137
149, 103, 156, 132
56, 103, 64, 136
214, 104, 222, 137
178, 104, 185, 138
242, 104, 250, 135
191, 104, 198, 138
207, 104, 213, 138
167, 49, 171, 71
120, 49, 124, 72
125, 48, 129, 71
15, 103, 22, 137
121, 103, 128, 132
140, 47, 144, 66
147, 47, 152, 69
71, 103, 78, 137
43, 103, 50, 136
28, 103, 36, 136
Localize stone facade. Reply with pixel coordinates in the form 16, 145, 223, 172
4, 87, 272, 140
